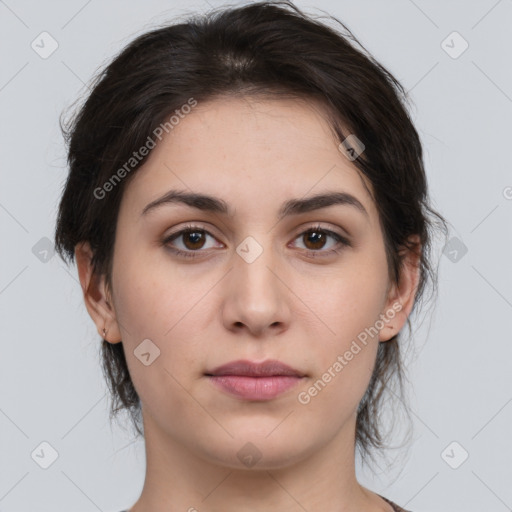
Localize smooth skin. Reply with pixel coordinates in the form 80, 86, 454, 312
76, 95, 420, 512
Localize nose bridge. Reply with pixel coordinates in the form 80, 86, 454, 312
234, 233, 280, 296
222, 232, 290, 334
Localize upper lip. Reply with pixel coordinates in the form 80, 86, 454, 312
206, 359, 305, 377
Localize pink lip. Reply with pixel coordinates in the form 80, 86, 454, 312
205, 359, 305, 401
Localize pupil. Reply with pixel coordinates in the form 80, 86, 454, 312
186, 231, 204, 249
306, 231, 324, 249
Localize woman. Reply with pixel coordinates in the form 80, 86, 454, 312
54, 1, 448, 510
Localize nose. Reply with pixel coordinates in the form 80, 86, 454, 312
221, 238, 292, 337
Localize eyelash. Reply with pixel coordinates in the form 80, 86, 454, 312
162, 223, 351, 260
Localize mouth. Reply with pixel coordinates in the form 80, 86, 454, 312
205, 359, 306, 401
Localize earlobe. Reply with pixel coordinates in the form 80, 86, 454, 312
74, 241, 122, 344
379, 235, 421, 342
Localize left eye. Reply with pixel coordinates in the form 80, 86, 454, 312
163, 224, 350, 259
291, 227, 349, 253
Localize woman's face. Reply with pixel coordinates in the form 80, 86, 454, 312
96, 96, 414, 469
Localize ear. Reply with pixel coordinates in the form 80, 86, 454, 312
379, 235, 421, 342
74, 241, 122, 344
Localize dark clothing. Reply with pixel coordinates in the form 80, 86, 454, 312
380, 494, 412, 511
119, 495, 410, 511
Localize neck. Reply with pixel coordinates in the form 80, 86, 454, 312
127, 411, 388, 512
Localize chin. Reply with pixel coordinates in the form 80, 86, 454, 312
195, 430, 315, 471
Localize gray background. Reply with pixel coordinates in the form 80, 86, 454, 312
1, 1, 511, 511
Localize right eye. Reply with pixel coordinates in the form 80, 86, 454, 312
162, 225, 224, 259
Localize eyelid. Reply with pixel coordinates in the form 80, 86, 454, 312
163, 222, 223, 241
291, 221, 351, 239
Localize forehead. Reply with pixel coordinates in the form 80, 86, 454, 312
120, 95, 377, 223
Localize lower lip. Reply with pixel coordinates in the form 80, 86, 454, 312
207, 375, 303, 400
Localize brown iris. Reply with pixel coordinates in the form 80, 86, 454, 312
181, 230, 206, 250
302, 230, 327, 250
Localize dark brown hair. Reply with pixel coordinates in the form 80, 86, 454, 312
54, 0, 448, 466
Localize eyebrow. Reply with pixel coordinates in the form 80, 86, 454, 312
141, 188, 368, 220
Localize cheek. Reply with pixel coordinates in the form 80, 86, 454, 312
314, 257, 389, 345
297, 282, 383, 424
110, 246, 209, 372
300, 255, 388, 404
111, 241, 193, 337
110, 269, 201, 416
